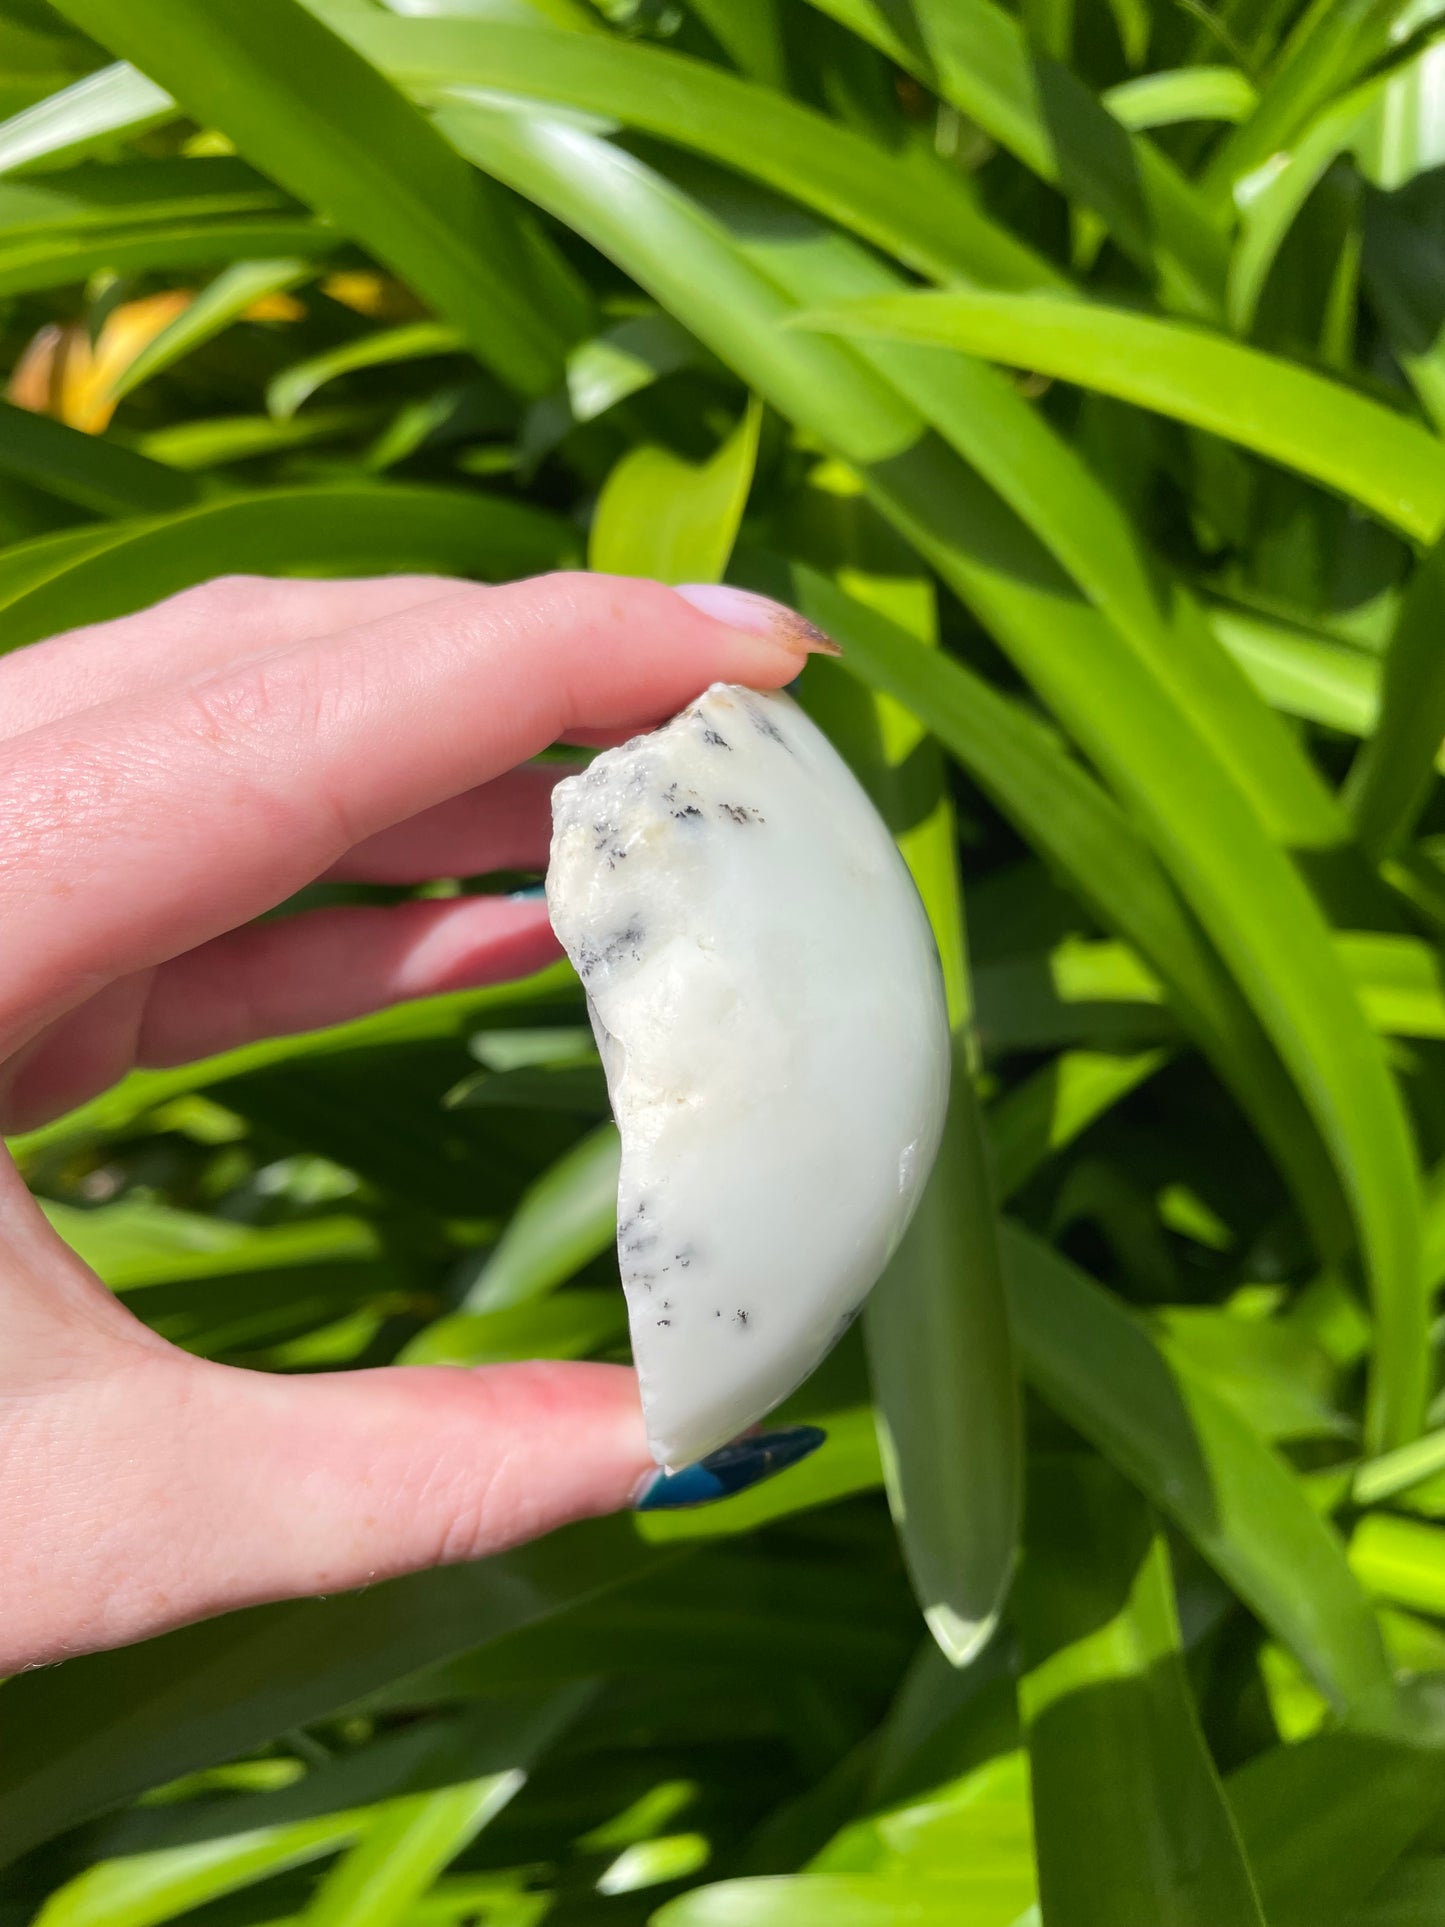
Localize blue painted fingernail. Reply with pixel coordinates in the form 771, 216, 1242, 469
509, 882, 548, 900
633, 1425, 826, 1511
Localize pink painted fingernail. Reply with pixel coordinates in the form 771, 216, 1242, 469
674, 583, 841, 656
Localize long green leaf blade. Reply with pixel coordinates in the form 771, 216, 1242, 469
589, 398, 761, 583
867, 1038, 1019, 1667
347, 17, 1065, 294
34, 1814, 364, 1927
47, 0, 577, 395
1345, 533, 1445, 856
0, 484, 574, 651
0, 1519, 668, 1866
1003, 1221, 1398, 1726
105, 256, 316, 402
1019, 1455, 1265, 1926
0, 397, 197, 515
800, 289, 1445, 544
802, 0, 1228, 316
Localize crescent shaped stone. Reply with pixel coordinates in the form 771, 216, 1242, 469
547, 682, 950, 1469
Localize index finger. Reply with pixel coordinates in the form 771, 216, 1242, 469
0, 574, 835, 1053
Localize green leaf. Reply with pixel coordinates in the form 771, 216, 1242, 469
0, 483, 575, 651
1342, 1857, 1445, 1926
106, 255, 317, 401
656, 1872, 1031, 1925
0, 153, 300, 233
1208, 601, 1384, 742
974, 930, 1445, 1049
136, 1690, 598, 1846
799, 289, 1445, 546
39, 1197, 378, 1290
34, 1812, 364, 1927
1002, 1220, 1398, 1726
1351, 1513, 1445, 1618
566, 312, 706, 423
0, 397, 197, 515
301, 1778, 521, 1927
1201, 0, 1400, 213
37, 1691, 588, 1927
48, 0, 577, 395
459, 1121, 619, 1314
802, 0, 1228, 317
399, 1289, 626, 1367
867, 1037, 1020, 1666
267, 319, 465, 421
1345, 533, 1445, 857
8, 967, 579, 1165
1355, 1428, 1445, 1508
1228, 1729, 1445, 1927
1018, 1455, 1265, 1926
132, 405, 377, 469
1339, 932, 1445, 1041
1152, 1308, 1349, 1444
1103, 65, 1259, 128
0, 1518, 671, 1866
0, 153, 331, 295
589, 396, 761, 584
988, 1048, 1171, 1199
445, 1058, 607, 1113
1365, 160, 1445, 435
1227, 73, 1380, 335
347, 16, 1065, 295
0, 61, 175, 176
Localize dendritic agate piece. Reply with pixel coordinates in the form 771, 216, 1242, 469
547, 683, 950, 1469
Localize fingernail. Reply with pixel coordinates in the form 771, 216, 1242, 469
674, 584, 841, 657
632, 1424, 827, 1511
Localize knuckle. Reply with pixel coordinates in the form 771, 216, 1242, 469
178, 654, 356, 843
180, 656, 301, 743
163, 574, 272, 622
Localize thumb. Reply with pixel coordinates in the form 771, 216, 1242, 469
4, 1341, 652, 1670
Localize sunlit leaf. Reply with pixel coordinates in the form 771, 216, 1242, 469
1019, 1456, 1265, 1925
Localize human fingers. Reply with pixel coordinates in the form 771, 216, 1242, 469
0, 575, 832, 1056
1, 1332, 654, 1669
0, 896, 559, 1132
325, 762, 570, 883
0, 573, 464, 740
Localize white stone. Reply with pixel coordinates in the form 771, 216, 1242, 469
547, 682, 950, 1468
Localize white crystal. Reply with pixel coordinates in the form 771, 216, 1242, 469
547, 682, 950, 1468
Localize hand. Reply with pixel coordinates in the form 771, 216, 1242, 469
0, 570, 829, 1671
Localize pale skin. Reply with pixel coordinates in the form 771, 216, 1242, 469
0, 570, 826, 1673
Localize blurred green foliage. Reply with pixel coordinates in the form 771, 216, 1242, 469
7, 0, 1445, 1921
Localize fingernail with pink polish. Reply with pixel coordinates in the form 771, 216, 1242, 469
674, 583, 841, 657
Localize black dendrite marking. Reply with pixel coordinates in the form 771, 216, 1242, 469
576, 921, 646, 978
701, 727, 731, 750
718, 803, 764, 825
663, 778, 705, 822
